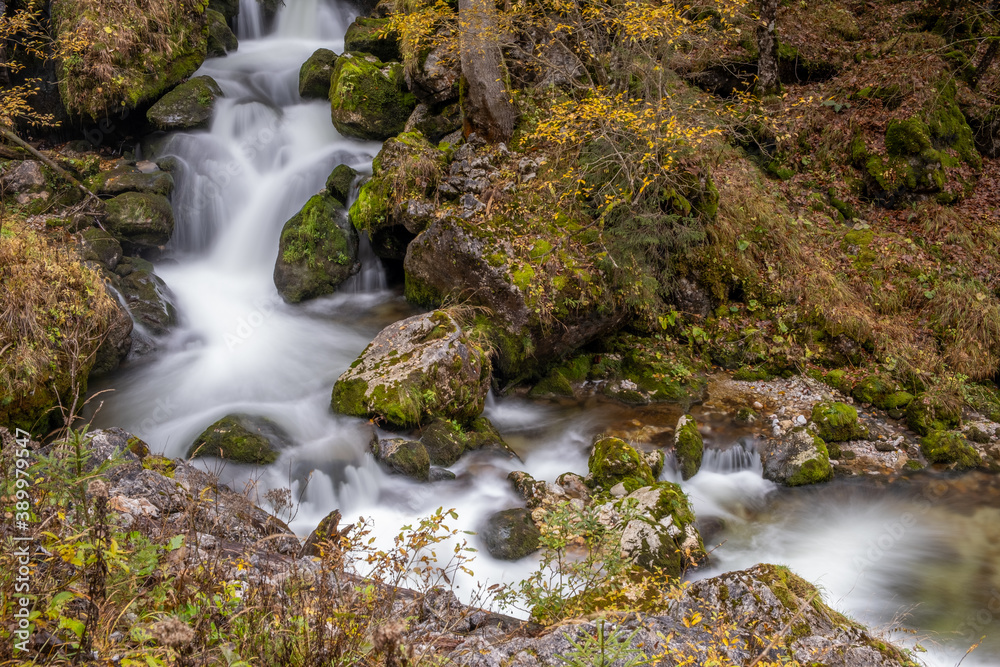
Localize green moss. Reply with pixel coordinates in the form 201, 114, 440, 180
326, 164, 357, 203
964, 383, 1000, 422
187, 415, 280, 465
675, 415, 703, 481
852, 374, 894, 408
126, 435, 150, 458
142, 454, 176, 478
883, 391, 914, 410
906, 393, 961, 436
811, 401, 869, 442
528, 370, 575, 398
733, 366, 775, 382
331, 377, 370, 418
819, 369, 852, 394
920, 430, 980, 469
344, 17, 401, 62
299, 48, 338, 99
588, 437, 655, 490
329, 53, 417, 140
786, 435, 833, 486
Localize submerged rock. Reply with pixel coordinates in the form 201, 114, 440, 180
370, 436, 431, 481
759, 426, 833, 486
103, 192, 175, 255
147, 76, 224, 131
481, 508, 540, 560
331, 310, 491, 428
273, 193, 360, 303
299, 48, 338, 100
329, 53, 416, 140
187, 414, 291, 465
420, 417, 511, 466
587, 437, 656, 492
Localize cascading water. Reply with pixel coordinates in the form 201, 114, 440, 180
88, 1, 1000, 663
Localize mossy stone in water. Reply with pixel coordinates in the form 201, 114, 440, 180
588, 437, 655, 492
851, 374, 894, 408
206, 9, 238, 57
906, 393, 961, 436
371, 437, 430, 481
147, 76, 223, 131
343, 17, 401, 63
482, 508, 540, 560
329, 53, 416, 140
104, 192, 175, 255
674, 414, 703, 480
326, 164, 358, 203
920, 430, 980, 470
618, 482, 705, 575
299, 48, 338, 100
188, 414, 288, 465
811, 401, 869, 442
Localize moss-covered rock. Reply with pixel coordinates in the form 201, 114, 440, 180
906, 392, 962, 436
482, 508, 540, 560
617, 482, 705, 575
404, 42, 460, 106
420, 416, 509, 465
326, 164, 358, 203
759, 427, 832, 486
349, 131, 446, 255
674, 414, 703, 480
344, 17, 401, 63
118, 258, 178, 336
403, 102, 462, 143
920, 430, 980, 470
273, 193, 360, 303
79, 227, 123, 269
370, 436, 430, 480
299, 48, 339, 100
187, 414, 289, 465
87, 165, 174, 198
147, 76, 224, 131
329, 52, 416, 140
851, 374, 895, 408
206, 8, 238, 57
811, 401, 869, 442
103, 192, 175, 255
331, 310, 491, 428
587, 437, 655, 492
51, 0, 208, 119
208, 0, 239, 21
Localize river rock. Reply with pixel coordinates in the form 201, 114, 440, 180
331, 310, 491, 428
759, 426, 833, 486
587, 437, 655, 492
343, 17, 401, 63
674, 414, 703, 480
370, 436, 430, 481
299, 48, 338, 99
79, 227, 123, 269
187, 414, 291, 465
613, 482, 705, 574
90, 286, 133, 377
325, 163, 358, 204
404, 102, 462, 143
147, 76, 224, 131
299, 509, 349, 558
481, 508, 540, 560
87, 165, 174, 197
116, 257, 178, 336
206, 9, 238, 57
208, 0, 239, 21
329, 52, 416, 140
103, 192, 175, 255
811, 400, 869, 442
920, 430, 981, 470
273, 193, 360, 303
421, 417, 510, 466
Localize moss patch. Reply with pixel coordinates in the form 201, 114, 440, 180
811, 401, 869, 442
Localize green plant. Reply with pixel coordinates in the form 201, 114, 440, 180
559, 620, 651, 667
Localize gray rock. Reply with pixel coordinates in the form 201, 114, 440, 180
206, 8, 238, 57
117, 258, 177, 336
187, 414, 291, 465
79, 227, 123, 269
88, 165, 174, 197
147, 76, 224, 131
759, 426, 833, 486
370, 436, 430, 481
299, 48, 338, 100
103, 192, 175, 255
481, 508, 540, 560
1, 160, 46, 194
90, 286, 133, 377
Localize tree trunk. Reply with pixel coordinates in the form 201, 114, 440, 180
756, 0, 780, 96
459, 0, 517, 143
971, 37, 998, 89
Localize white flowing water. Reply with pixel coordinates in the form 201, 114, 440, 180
88, 1, 1000, 664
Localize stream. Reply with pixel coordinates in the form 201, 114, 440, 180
86, 1, 1000, 665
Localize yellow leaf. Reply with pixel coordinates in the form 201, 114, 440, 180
104, 26, 113, 33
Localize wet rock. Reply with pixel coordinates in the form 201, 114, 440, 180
329, 53, 416, 140
587, 437, 655, 492
299, 48, 338, 100
273, 193, 360, 303
906, 393, 962, 436
370, 436, 430, 481
614, 482, 705, 574
325, 163, 358, 203
103, 192, 175, 255
332, 310, 491, 428
299, 509, 348, 558
117, 258, 178, 335
79, 227, 123, 269
343, 17, 401, 63
187, 414, 291, 465
920, 430, 981, 470
481, 508, 540, 560
147, 76, 224, 131
421, 416, 512, 466
508, 471, 549, 508
811, 401, 869, 442
206, 8, 238, 57
90, 286, 133, 377
759, 426, 832, 486
674, 414, 703, 480
87, 165, 174, 197
429, 467, 457, 481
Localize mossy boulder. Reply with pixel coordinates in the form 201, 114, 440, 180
331, 310, 491, 428
273, 193, 360, 303
920, 430, 980, 470
759, 427, 832, 486
147, 76, 224, 131
349, 131, 446, 256
616, 482, 705, 575
208, 0, 239, 21
299, 48, 338, 100
326, 164, 358, 203
118, 259, 177, 336
206, 8, 238, 57
329, 53, 416, 140
404, 43, 460, 106
403, 102, 462, 143
370, 436, 430, 481
811, 401, 869, 442
420, 416, 508, 466
51, 0, 208, 119
187, 414, 290, 465
674, 414, 703, 480
905, 393, 962, 436
103, 192, 175, 255
79, 227, 123, 269
851, 374, 895, 408
587, 437, 655, 492
87, 165, 174, 197
481, 508, 540, 560
343, 17, 401, 63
